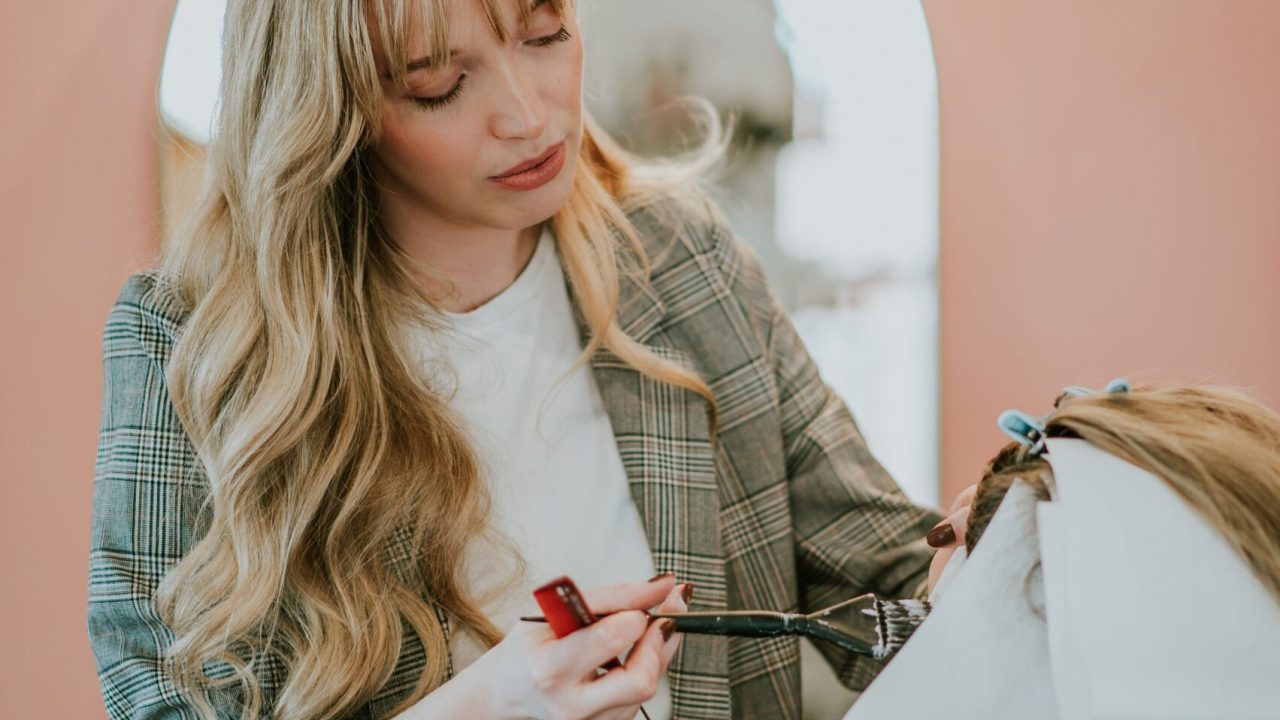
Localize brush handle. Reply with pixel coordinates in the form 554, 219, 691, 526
655, 611, 808, 639
519, 610, 883, 659
655, 611, 880, 658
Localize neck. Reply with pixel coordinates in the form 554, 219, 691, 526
380, 203, 542, 314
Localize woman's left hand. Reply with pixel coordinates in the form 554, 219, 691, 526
925, 483, 977, 594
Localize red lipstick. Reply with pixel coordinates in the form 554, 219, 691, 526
489, 141, 567, 192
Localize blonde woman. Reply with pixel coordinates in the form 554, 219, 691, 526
87, 0, 943, 718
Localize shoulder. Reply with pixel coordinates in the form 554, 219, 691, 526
624, 194, 775, 327
104, 269, 192, 367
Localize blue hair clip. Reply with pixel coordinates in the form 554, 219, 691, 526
997, 409, 1047, 453
1062, 377, 1131, 398
1104, 377, 1130, 394
1000, 378, 1130, 458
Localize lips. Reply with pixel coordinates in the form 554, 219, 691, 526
488, 140, 568, 192
492, 141, 564, 179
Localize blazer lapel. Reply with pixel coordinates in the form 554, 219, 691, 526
576, 269, 732, 719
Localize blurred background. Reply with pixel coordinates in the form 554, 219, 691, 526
2, 0, 1278, 716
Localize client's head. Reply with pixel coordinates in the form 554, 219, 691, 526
966, 384, 1280, 604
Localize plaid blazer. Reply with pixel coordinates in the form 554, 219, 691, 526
89, 204, 942, 719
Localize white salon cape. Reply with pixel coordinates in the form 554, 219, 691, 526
403, 228, 671, 720
846, 438, 1280, 720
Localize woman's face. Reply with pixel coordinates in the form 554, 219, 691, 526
369, 0, 583, 233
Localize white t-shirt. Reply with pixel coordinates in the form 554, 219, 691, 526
404, 227, 672, 720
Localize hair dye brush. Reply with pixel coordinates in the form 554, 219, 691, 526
524, 592, 930, 661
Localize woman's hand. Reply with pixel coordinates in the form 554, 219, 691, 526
926, 484, 976, 595
460, 574, 688, 720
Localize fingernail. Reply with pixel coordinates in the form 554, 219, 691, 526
648, 571, 675, 583
659, 619, 676, 642
926, 521, 956, 548
680, 583, 694, 603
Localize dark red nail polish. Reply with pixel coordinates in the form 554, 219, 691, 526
681, 583, 694, 603
648, 571, 675, 583
926, 522, 956, 548
659, 619, 676, 641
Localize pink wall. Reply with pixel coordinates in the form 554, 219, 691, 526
0, 1, 173, 714
923, 0, 1280, 503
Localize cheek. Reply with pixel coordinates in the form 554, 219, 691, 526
559, 43, 585, 110
539, 32, 585, 120
378, 107, 482, 182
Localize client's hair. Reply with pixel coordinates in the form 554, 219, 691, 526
965, 385, 1280, 605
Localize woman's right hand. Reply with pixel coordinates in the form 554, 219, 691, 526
428, 574, 688, 720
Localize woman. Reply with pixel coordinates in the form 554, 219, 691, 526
87, 0, 944, 718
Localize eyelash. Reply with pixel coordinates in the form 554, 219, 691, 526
411, 25, 573, 111
414, 76, 468, 110
530, 26, 572, 47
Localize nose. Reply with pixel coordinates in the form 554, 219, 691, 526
489, 59, 548, 140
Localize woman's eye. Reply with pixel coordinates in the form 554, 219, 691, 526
529, 26, 571, 47
413, 75, 467, 110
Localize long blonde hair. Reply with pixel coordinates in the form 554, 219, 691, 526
152, 0, 724, 717
967, 385, 1280, 606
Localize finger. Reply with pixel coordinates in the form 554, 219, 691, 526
654, 584, 689, 665
927, 498, 974, 549
548, 610, 650, 681
582, 574, 678, 615
927, 545, 955, 594
949, 483, 978, 514
626, 616, 670, 673
946, 506, 970, 546
655, 582, 690, 614
580, 617, 671, 712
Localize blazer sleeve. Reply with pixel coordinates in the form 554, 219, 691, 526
87, 275, 254, 719
708, 219, 945, 692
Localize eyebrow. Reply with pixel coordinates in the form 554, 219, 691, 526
404, 54, 444, 75
402, 0, 551, 74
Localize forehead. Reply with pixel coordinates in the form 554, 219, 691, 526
369, 0, 558, 77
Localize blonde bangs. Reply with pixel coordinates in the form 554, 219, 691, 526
373, 0, 569, 92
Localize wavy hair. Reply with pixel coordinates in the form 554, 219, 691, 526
151, 0, 725, 717
966, 385, 1280, 606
